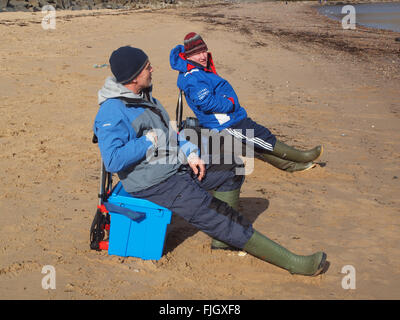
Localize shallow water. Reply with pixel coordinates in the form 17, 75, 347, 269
317, 2, 400, 33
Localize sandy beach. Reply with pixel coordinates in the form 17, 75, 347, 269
0, 1, 399, 300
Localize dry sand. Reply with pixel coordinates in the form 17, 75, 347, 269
0, 1, 399, 300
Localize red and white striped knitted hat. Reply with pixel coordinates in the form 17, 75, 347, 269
184, 32, 208, 57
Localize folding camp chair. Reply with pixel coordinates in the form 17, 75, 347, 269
89, 134, 112, 251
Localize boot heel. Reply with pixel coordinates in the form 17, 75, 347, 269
311, 252, 327, 276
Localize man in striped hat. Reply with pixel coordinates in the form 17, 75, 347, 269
170, 32, 323, 173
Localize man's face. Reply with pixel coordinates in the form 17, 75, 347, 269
135, 61, 153, 91
187, 50, 208, 67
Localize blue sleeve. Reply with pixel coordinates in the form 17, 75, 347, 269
178, 131, 200, 157
185, 77, 235, 114
94, 104, 152, 173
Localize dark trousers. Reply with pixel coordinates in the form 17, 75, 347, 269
226, 117, 277, 153
130, 162, 254, 249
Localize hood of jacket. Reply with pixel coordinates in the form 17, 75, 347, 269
169, 44, 247, 131
98, 76, 155, 105
170, 44, 217, 74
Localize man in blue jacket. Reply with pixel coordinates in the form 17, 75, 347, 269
170, 32, 323, 173
93, 46, 327, 276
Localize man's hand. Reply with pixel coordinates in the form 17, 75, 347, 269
187, 153, 206, 181
145, 130, 159, 156
145, 130, 158, 146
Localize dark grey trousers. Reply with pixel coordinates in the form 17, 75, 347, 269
130, 162, 254, 249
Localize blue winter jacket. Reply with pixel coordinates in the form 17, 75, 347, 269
93, 76, 198, 193
170, 45, 247, 131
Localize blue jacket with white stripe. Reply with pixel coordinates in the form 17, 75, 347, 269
170, 45, 247, 131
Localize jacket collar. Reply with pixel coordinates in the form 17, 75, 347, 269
179, 52, 217, 75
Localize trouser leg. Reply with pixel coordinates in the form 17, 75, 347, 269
130, 166, 327, 276
199, 156, 245, 249
130, 164, 252, 249
210, 188, 241, 250
226, 117, 320, 172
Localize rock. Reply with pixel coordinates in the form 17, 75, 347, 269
395, 37, 400, 42
17, 6, 29, 11
8, 0, 31, 11
55, 0, 62, 8
8, 0, 27, 8
27, 0, 39, 8
62, 0, 71, 9
0, 0, 178, 12
64, 283, 75, 292
0, 0, 9, 10
39, 0, 50, 7
84, 0, 94, 8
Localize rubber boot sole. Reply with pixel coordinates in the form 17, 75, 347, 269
289, 252, 327, 276
311, 252, 327, 276
286, 161, 317, 173
313, 145, 324, 162
298, 162, 317, 172
259, 153, 317, 173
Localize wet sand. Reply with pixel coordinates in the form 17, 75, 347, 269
0, 1, 399, 299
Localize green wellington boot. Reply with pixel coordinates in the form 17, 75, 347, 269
259, 153, 316, 173
271, 140, 323, 163
243, 230, 327, 276
211, 189, 241, 250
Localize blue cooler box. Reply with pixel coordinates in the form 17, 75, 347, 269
106, 182, 172, 260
